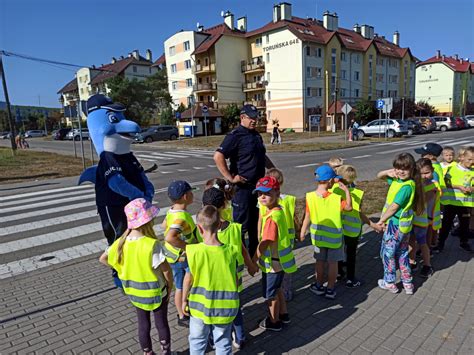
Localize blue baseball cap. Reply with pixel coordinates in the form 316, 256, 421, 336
168, 180, 195, 200
240, 104, 259, 119
86, 94, 126, 114
314, 165, 341, 182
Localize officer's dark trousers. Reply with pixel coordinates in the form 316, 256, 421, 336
439, 205, 470, 247
97, 205, 128, 246
232, 186, 259, 257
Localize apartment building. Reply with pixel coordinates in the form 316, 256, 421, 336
57, 49, 157, 120
416, 51, 474, 116
163, 2, 416, 132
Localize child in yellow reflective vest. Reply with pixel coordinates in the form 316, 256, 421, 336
258, 168, 299, 301
99, 198, 173, 355
201, 187, 257, 349
254, 176, 297, 332
376, 153, 425, 295
441, 146, 456, 173
205, 177, 235, 222
437, 146, 474, 252
300, 165, 352, 300
182, 205, 239, 355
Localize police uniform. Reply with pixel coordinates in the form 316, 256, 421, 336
217, 121, 266, 256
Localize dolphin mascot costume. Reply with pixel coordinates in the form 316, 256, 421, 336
79, 94, 155, 285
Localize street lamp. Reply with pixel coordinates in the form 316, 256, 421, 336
188, 95, 195, 137
449, 97, 452, 116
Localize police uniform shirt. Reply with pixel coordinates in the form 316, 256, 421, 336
96, 151, 146, 206
217, 125, 266, 185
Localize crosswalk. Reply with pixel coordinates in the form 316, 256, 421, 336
133, 149, 215, 164
0, 180, 203, 280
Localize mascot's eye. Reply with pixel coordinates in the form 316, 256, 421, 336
108, 113, 120, 123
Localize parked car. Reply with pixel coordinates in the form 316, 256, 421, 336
464, 115, 474, 128
454, 117, 466, 130
357, 119, 409, 138
406, 119, 423, 135
135, 125, 178, 143
24, 130, 46, 138
416, 117, 436, 133
53, 128, 72, 140
432, 116, 457, 131
1, 131, 11, 139
66, 129, 89, 140
460, 117, 471, 129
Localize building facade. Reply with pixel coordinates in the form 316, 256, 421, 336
163, 2, 417, 131
416, 51, 474, 116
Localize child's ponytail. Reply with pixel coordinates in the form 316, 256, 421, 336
117, 229, 131, 264
412, 165, 426, 216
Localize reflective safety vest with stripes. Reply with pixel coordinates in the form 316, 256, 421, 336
260, 194, 297, 243
432, 161, 448, 206
443, 164, 474, 208
442, 161, 455, 175
258, 208, 297, 273
330, 185, 364, 238
423, 180, 442, 230
108, 236, 163, 311
221, 204, 233, 222
186, 243, 240, 325
306, 191, 343, 248
163, 210, 199, 263
218, 222, 244, 292
382, 179, 415, 234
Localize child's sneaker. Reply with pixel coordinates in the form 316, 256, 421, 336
403, 283, 414, 295
420, 265, 434, 278
279, 313, 291, 324
258, 317, 282, 332
309, 282, 326, 296
377, 279, 399, 293
325, 288, 337, 299
345, 279, 362, 288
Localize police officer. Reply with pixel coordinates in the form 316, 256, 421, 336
214, 104, 275, 256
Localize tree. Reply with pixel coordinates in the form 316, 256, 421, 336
354, 99, 377, 124
176, 103, 187, 113
465, 101, 474, 115
159, 107, 174, 125
391, 98, 417, 118
416, 101, 438, 117
220, 104, 240, 132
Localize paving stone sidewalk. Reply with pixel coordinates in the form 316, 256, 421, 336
0, 227, 472, 354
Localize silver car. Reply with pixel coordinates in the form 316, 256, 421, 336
66, 129, 89, 140
24, 130, 46, 138
357, 119, 409, 138
432, 116, 456, 131
464, 115, 474, 128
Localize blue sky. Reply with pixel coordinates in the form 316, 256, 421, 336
1, 0, 473, 108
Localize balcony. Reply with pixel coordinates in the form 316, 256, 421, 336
242, 81, 265, 92
192, 63, 216, 74
241, 60, 265, 73
244, 100, 266, 108
193, 83, 217, 93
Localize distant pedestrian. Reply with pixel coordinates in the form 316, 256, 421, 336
349, 119, 359, 141
99, 198, 173, 355
271, 124, 281, 145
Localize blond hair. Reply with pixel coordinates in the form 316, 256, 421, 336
116, 220, 157, 264
337, 165, 357, 184
266, 167, 284, 185
457, 146, 468, 161
197, 205, 220, 234
328, 157, 343, 169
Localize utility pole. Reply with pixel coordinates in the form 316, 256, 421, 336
0, 51, 17, 152
38, 95, 47, 134
401, 97, 405, 120
333, 87, 339, 133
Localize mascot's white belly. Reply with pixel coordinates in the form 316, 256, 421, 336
103, 133, 133, 154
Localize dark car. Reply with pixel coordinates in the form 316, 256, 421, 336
53, 128, 72, 140
135, 125, 178, 143
406, 119, 423, 135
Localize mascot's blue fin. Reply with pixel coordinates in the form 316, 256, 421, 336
78, 166, 97, 185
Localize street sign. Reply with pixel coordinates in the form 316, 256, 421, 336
201, 105, 208, 114
309, 115, 321, 125
175, 111, 181, 119
382, 97, 393, 114
341, 103, 352, 116
376, 99, 384, 109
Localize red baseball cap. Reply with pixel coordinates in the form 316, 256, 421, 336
253, 176, 280, 193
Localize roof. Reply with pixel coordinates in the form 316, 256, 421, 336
180, 106, 221, 119
90, 56, 152, 85
57, 78, 78, 94
327, 100, 355, 114
417, 55, 474, 73
153, 53, 166, 67
192, 24, 247, 55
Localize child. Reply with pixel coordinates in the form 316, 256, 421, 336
414, 143, 445, 199
409, 158, 438, 278
441, 146, 455, 173
183, 205, 240, 355
202, 187, 257, 349
437, 146, 474, 252
330, 165, 378, 288
255, 176, 297, 331
100, 198, 173, 355
205, 178, 235, 222
300, 165, 352, 299
258, 168, 298, 301
162, 180, 198, 327
328, 156, 344, 171
376, 153, 424, 294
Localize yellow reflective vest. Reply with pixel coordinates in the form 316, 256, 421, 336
330, 184, 363, 237
218, 222, 244, 292
382, 179, 415, 234
108, 236, 164, 311
443, 164, 474, 208
423, 179, 442, 230
258, 208, 297, 273
187, 243, 239, 325
306, 191, 343, 248
163, 209, 199, 263
260, 194, 297, 242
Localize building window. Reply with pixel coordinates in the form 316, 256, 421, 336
316, 48, 322, 57
171, 64, 177, 73
340, 88, 346, 97
185, 60, 192, 69
266, 53, 270, 63
341, 52, 346, 62
267, 91, 271, 100
186, 78, 193, 87
331, 48, 336, 73
133, 66, 137, 73
318, 88, 322, 97
354, 89, 360, 97
266, 72, 270, 82
390, 75, 398, 83
184, 41, 190, 51
341, 70, 346, 79
266, 34, 270, 44
354, 71, 360, 81
169, 46, 176, 56
377, 57, 384, 66
317, 68, 322, 77
172, 81, 178, 91
354, 54, 360, 64
306, 46, 311, 56
307, 87, 312, 96
376, 90, 384, 98
256, 37, 262, 47
306, 66, 311, 77
376, 74, 384, 83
